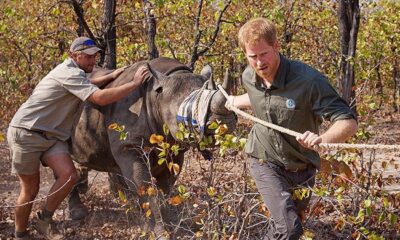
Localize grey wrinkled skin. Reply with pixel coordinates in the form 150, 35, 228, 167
68, 58, 237, 238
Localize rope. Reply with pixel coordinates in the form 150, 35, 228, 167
217, 85, 400, 151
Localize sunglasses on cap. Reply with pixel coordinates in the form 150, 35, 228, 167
74, 39, 96, 51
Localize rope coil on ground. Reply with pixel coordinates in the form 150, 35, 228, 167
217, 85, 400, 151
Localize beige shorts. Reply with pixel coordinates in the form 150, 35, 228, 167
7, 126, 70, 175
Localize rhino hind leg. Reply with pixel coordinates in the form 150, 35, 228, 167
67, 166, 89, 220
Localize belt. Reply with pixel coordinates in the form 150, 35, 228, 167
258, 158, 312, 173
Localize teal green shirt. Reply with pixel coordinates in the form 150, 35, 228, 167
242, 55, 356, 171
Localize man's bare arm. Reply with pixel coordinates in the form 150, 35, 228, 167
88, 66, 147, 106
90, 66, 128, 87
297, 119, 358, 149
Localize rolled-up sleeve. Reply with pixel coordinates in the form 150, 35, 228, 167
310, 76, 357, 122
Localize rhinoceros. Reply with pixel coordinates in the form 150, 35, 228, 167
68, 57, 237, 238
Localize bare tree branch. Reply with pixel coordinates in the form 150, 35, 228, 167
69, 0, 98, 45
143, 0, 159, 60
188, 0, 232, 70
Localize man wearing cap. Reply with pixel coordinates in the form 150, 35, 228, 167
7, 36, 148, 239
225, 18, 358, 239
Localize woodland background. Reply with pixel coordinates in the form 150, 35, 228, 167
0, 0, 399, 239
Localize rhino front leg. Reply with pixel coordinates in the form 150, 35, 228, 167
108, 172, 131, 198
117, 154, 169, 240
67, 166, 89, 220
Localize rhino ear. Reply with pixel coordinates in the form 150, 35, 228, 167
146, 63, 163, 91
200, 64, 212, 80
148, 64, 166, 81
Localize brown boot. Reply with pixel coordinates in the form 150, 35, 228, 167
33, 212, 64, 240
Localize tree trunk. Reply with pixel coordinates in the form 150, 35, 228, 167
337, 0, 360, 111
374, 58, 383, 109
143, 0, 159, 60
391, 38, 399, 112
281, 0, 299, 58
102, 0, 117, 69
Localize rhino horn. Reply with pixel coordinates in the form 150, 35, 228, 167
200, 64, 212, 80
207, 75, 216, 90
201, 64, 216, 90
221, 68, 231, 92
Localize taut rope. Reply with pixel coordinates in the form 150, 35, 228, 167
217, 85, 400, 151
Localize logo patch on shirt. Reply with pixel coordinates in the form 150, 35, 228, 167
286, 99, 296, 109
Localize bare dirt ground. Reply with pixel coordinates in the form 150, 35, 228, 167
0, 112, 399, 239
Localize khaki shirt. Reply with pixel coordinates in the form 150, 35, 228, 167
242, 55, 356, 171
10, 58, 99, 141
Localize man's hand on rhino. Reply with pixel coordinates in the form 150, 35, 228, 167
225, 95, 235, 111
111, 66, 129, 79
132, 66, 149, 86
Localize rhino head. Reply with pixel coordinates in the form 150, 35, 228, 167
148, 61, 237, 144
200, 66, 237, 136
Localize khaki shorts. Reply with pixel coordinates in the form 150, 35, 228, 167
7, 126, 70, 175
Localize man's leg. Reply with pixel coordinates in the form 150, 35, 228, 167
248, 157, 303, 240
291, 167, 316, 223
15, 173, 40, 233
8, 127, 42, 238
41, 153, 78, 213
32, 153, 78, 239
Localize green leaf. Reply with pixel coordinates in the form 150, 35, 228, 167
119, 132, 128, 141
171, 144, 180, 156
335, 186, 345, 195
356, 209, 365, 223
51, 7, 61, 15
177, 185, 186, 194
160, 142, 170, 149
178, 122, 185, 132
118, 190, 127, 203
359, 226, 369, 235
158, 150, 166, 157
365, 207, 372, 216
239, 138, 247, 149
378, 212, 385, 223
383, 197, 389, 208
207, 187, 216, 197
205, 135, 213, 145
163, 124, 169, 136
157, 158, 166, 165
199, 141, 207, 151
208, 122, 218, 130
175, 131, 184, 141
389, 213, 398, 226
364, 198, 372, 208
154, 0, 166, 7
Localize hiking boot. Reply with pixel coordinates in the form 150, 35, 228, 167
14, 231, 33, 240
33, 212, 64, 240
